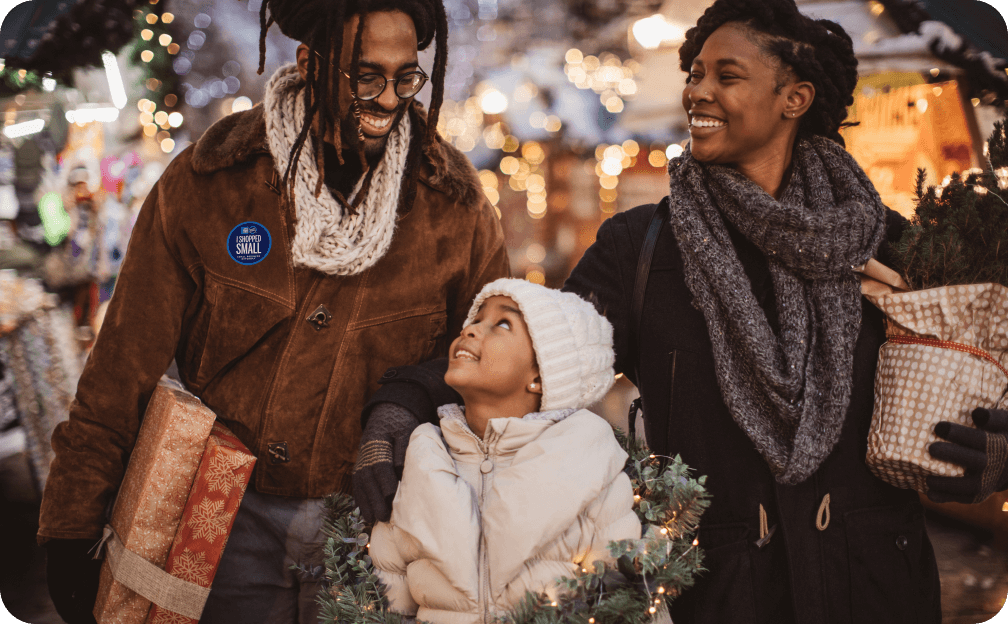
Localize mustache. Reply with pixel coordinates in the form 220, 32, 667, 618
353, 102, 404, 118
315, 102, 405, 131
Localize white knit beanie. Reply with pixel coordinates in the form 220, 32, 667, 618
464, 278, 615, 411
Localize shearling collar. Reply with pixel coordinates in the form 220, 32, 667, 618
190, 101, 483, 208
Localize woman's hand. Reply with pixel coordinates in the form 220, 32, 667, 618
926, 407, 1008, 504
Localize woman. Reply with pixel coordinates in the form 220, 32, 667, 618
562, 1, 942, 621
355, 0, 942, 622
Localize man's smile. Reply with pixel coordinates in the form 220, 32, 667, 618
359, 110, 396, 136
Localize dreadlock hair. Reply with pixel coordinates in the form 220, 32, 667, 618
678, 0, 859, 146
256, 0, 448, 212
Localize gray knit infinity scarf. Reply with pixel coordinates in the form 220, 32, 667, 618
667, 135, 886, 485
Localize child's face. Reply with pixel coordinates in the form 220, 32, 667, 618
445, 295, 540, 404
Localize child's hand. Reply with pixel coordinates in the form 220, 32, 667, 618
352, 403, 419, 523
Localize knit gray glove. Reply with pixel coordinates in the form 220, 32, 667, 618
352, 403, 419, 524
927, 407, 1008, 504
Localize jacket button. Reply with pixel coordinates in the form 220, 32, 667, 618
267, 442, 290, 464
382, 369, 398, 379
895, 535, 909, 550
480, 459, 493, 474
306, 304, 332, 331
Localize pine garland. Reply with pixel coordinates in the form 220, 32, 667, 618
891, 114, 1008, 289
317, 494, 403, 624
317, 429, 710, 624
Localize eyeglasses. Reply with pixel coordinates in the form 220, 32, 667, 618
312, 49, 428, 101
341, 68, 428, 101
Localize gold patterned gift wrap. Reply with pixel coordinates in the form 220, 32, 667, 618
94, 379, 217, 624
146, 422, 255, 624
866, 283, 1008, 493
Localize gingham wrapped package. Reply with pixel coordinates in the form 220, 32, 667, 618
865, 282, 1008, 493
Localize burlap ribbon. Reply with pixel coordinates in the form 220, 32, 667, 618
96, 525, 211, 620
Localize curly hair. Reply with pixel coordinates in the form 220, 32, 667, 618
678, 0, 859, 145
256, 0, 448, 211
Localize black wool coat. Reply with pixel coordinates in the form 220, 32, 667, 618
561, 203, 941, 624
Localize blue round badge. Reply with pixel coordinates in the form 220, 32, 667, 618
227, 221, 271, 265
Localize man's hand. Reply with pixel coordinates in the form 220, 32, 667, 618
45, 538, 101, 624
927, 407, 1008, 504
352, 403, 419, 524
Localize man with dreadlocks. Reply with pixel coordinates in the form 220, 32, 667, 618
38, 1, 508, 622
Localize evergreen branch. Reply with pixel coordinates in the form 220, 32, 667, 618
891, 113, 1008, 289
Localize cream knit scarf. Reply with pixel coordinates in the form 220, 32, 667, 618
264, 64, 410, 276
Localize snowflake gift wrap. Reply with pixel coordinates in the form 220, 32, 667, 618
146, 422, 255, 624
93, 379, 255, 624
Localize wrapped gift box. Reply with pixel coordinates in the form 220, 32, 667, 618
146, 422, 255, 624
865, 282, 1008, 493
94, 379, 217, 624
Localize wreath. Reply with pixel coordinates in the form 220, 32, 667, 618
317, 429, 710, 624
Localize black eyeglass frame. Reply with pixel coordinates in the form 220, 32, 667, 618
310, 48, 429, 101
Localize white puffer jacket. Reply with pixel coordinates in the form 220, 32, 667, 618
369, 405, 641, 624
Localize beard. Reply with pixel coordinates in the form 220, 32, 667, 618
339, 102, 407, 166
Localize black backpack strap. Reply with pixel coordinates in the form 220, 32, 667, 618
627, 196, 670, 440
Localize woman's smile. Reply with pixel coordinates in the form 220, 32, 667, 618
689, 113, 728, 134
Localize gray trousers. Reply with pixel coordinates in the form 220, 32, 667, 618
199, 487, 327, 624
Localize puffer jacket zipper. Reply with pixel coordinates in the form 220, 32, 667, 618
458, 423, 494, 624
481, 451, 492, 624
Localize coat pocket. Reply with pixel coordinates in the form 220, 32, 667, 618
349, 307, 449, 365
189, 276, 293, 388
844, 504, 931, 624
689, 523, 756, 624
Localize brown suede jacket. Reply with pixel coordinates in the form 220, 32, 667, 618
38, 103, 509, 542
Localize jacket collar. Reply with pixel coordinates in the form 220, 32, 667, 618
437, 404, 579, 459
190, 101, 484, 208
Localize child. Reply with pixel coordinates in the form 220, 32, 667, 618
369, 278, 641, 624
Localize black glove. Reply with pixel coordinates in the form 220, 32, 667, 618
927, 407, 1008, 504
352, 403, 419, 524
45, 538, 102, 624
